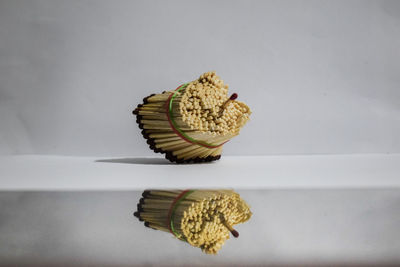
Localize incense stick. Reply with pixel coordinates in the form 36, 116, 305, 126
134, 189, 252, 254
132, 71, 251, 163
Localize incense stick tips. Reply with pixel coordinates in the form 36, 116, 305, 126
231, 229, 239, 238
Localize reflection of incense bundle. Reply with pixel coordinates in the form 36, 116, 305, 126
132, 71, 251, 163
134, 189, 252, 254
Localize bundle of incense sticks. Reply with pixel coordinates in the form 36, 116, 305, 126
134, 189, 252, 254
132, 71, 251, 163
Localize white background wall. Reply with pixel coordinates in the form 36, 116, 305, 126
1, 0, 399, 157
